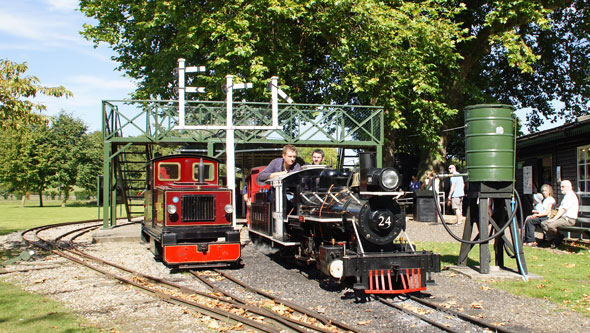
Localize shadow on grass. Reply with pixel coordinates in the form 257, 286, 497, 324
440, 254, 481, 268
0, 230, 19, 236
21, 200, 98, 208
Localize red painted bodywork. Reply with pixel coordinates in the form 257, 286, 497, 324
365, 268, 427, 294
162, 189, 231, 226
143, 154, 240, 266
245, 166, 270, 225
164, 243, 241, 264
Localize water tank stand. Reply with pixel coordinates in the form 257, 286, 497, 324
457, 188, 527, 275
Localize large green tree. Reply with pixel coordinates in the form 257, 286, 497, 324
48, 112, 89, 207
0, 123, 54, 207
76, 130, 104, 195
0, 59, 72, 129
79, 0, 589, 169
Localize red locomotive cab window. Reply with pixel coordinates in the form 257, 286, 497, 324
192, 162, 215, 182
158, 163, 181, 181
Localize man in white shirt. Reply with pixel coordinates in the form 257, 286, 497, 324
541, 180, 579, 246
446, 165, 465, 224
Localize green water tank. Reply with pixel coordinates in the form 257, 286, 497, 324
464, 104, 515, 182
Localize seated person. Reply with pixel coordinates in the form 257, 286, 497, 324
311, 149, 325, 165
541, 180, 579, 247
258, 144, 302, 182
524, 184, 555, 246
533, 193, 545, 214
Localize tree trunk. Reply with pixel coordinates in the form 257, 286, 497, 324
39, 189, 44, 207
20, 194, 26, 208
61, 189, 68, 207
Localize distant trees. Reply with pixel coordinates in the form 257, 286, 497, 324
0, 59, 103, 206
0, 59, 72, 129
0, 112, 103, 207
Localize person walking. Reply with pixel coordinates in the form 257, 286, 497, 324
447, 165, 465, 225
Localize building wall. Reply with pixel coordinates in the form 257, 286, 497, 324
517, 130, 590, 210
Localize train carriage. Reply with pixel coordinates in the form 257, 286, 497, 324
246, 153, 441, 296
141, 154, 241, 268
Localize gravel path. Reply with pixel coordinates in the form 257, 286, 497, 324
1, 217, 589, 332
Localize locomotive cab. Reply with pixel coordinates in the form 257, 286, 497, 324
142, 154, 241, 269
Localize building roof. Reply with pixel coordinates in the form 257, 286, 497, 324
517, 115, 590, 148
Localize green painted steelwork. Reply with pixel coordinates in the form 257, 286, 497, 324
102, 100, 384, 228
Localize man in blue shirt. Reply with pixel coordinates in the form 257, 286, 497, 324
447, 165, 465, 224
409, 175, 421, 191
258, 144, 302, 182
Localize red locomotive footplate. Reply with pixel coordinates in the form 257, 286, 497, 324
365, 268, 427, 294
164, 243, 240, 264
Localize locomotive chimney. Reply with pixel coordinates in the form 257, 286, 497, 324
359, 152, 376, 192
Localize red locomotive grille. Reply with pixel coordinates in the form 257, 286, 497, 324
365, 268, 426, 294
181, 195, 215, 221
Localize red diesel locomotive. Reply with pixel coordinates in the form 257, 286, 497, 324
141, 154, 241, 268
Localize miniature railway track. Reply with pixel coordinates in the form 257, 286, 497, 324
19, 221, 358, 332
191, 269, 359, 333
375, 294, 516, 333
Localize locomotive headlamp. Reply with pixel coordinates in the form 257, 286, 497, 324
224, 204, 234, 214
380, 168, 400, 190
172, 196, 179, 203
167, 204, 177, 214
365, 167, 400, 191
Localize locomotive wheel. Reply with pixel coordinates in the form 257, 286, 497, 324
357, 201, 404, 246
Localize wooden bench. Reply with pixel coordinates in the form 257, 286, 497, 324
558, 204, 590, 243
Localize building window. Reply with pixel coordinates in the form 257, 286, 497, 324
578, 145, 590, 194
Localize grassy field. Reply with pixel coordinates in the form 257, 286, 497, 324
0, 199, 120, 332
0, 281, 99, 332
417, 241, 590, 316
0, 199, 127, 235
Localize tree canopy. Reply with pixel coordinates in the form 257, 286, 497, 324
0, 59, 72, 129
79, 0, 589, 166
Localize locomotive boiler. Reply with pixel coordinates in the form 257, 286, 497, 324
246, 154, 441, 296
141, 154, 241, 268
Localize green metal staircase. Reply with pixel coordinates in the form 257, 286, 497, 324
115, 144, 151, 221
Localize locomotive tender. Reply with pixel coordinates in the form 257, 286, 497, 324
141, 154, 241, 268
246, 153, 441, 295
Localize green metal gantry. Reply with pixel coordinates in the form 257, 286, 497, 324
102, 99, 384, 228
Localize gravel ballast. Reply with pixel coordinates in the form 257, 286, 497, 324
1, 218, 589, 332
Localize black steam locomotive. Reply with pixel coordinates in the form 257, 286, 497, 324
245, 154, 441, 296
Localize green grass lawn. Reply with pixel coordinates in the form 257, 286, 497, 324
0, 199, 122, 331
0, 199, 128, 235
417, 241, 590, 316
0, 280, 99, 332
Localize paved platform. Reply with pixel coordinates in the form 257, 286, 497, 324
92, 223, 142, 243
91, 219, 250, 243
447, 265, 544, 281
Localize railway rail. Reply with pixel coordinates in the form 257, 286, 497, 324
18, 220, 358, 332
374, 294, 516, 332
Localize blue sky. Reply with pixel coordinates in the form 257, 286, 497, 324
2, 0, 563, 135
1, 0, 135, 132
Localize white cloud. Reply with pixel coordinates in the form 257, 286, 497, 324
43, 0, 79, 11
0, 1, 91, 50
